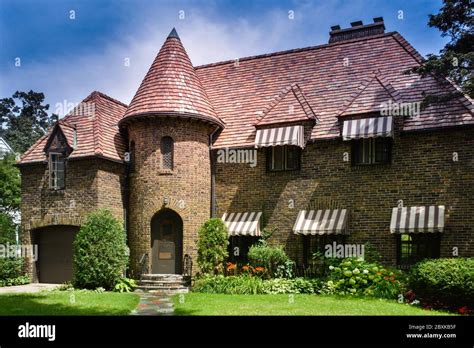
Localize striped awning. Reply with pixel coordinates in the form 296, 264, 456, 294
390, 206, 445, 233
222, 212, 262, 236
255, 125, 305, 148
342, 116, 393, 141
293, 209, 348, 235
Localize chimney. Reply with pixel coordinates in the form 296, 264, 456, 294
329, 17, 385, 43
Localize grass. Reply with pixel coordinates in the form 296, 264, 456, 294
172, 293, 455, 316
0, 290, 140, 315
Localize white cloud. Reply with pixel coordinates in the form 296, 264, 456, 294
1, 5, 307, 116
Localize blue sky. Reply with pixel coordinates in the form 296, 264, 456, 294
0, 0, 448, 116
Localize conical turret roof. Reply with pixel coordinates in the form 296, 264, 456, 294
121, 28, 224, 128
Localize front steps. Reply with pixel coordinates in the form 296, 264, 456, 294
136, 274, 190, 294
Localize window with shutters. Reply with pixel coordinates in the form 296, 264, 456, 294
161, 136, 174, 170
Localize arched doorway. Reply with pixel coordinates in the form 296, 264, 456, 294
150, 209, 183, 274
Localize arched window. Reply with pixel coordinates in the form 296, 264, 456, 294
161, 136, 174, 170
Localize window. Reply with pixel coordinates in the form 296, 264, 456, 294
397, 234, 440, 269
49, 153, 65, 190
160, 136, 174, 170
228, 236, 258, 264
352, 138, 391, 165
267, 145, 301, 171
303, 235, 346, 267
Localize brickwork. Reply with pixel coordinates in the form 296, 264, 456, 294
126, 118, 212, 276
215, 127, 474, 266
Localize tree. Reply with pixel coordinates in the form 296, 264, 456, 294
409, 0, 473, 105
0, 90, 58, 153
0, 154, 21, 214
73, 209, 128, 290
197, 218, 229, 274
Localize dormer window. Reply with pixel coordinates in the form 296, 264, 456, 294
49, 153, 65, 190
161, 136, 174, 170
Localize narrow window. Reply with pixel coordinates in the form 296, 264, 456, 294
161, 136, 174, 170
49, 153, 65, 190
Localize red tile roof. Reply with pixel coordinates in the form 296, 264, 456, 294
121, 28, 224, 128
19, 29, 474, 164
196, 32, 473, 148
255, 83, 317, 126
18, 91, 127, 164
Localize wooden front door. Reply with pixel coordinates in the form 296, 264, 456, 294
151, 210, 183, 274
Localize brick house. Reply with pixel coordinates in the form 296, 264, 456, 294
18, 19, 473, 283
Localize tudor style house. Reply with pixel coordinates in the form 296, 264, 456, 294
18, 19, 473, 283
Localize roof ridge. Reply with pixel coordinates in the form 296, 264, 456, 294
196, 32, 397, 70
84, 90, 128, 108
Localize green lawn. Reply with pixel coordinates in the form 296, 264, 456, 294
0, 291, 140, 315
172, 293, 454, 316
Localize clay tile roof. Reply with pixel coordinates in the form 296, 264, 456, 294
18, 91, 128, 165
121, 28, 224, 128
255, 83, 318, 126
196, 32, 473, 148
338, 71, 401, 116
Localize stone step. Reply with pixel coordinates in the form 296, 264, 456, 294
139, 280, 185, 286
138, 285, 188, 290
141, 274, 185, 281
138, 285, 189, 294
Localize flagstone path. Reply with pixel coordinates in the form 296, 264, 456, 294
131, 290, 174, 315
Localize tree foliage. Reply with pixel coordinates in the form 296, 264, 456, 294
0, 90, 58, 153
409, 0, 473, 105
0, 154, 21, 213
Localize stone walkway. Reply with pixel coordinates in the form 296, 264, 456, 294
131, 290, 174, 315
0, 283, 59, 294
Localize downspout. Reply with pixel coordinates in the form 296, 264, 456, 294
209, 126, 220, 218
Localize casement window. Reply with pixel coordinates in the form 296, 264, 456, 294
49, 153, 65, 190
396, 234, 440, 269
352, 138, 391, 165
160, 136, 174, 170
267, 145, 301, 171
228, 236, 259, 264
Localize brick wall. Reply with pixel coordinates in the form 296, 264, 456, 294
19, 157, 125, 278
215, 127, 474, 266
126, 118, 212, 276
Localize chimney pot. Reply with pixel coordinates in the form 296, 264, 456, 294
350, 21, 363, 27
331, 25, 341, 31
373, 17, 384, 23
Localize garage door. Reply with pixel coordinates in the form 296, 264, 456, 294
36, 226, 78, 284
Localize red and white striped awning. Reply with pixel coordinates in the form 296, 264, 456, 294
293, 209, 348, 235
342, 116, 393, 141
255, 125, 305, 148
390, 206, 445, 233
222, 212, 262, 236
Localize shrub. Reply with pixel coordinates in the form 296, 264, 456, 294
0, 212, 16, 244
197, 218, 229, 274
247, 243, 292, 278
114, 277, 137, 293
322, 258, 407, 299
73, 209, 128, 290
0, 275, 29, 287
409, 258, 474, 310
193, 274, 264, 294
192, 275, 320, 294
